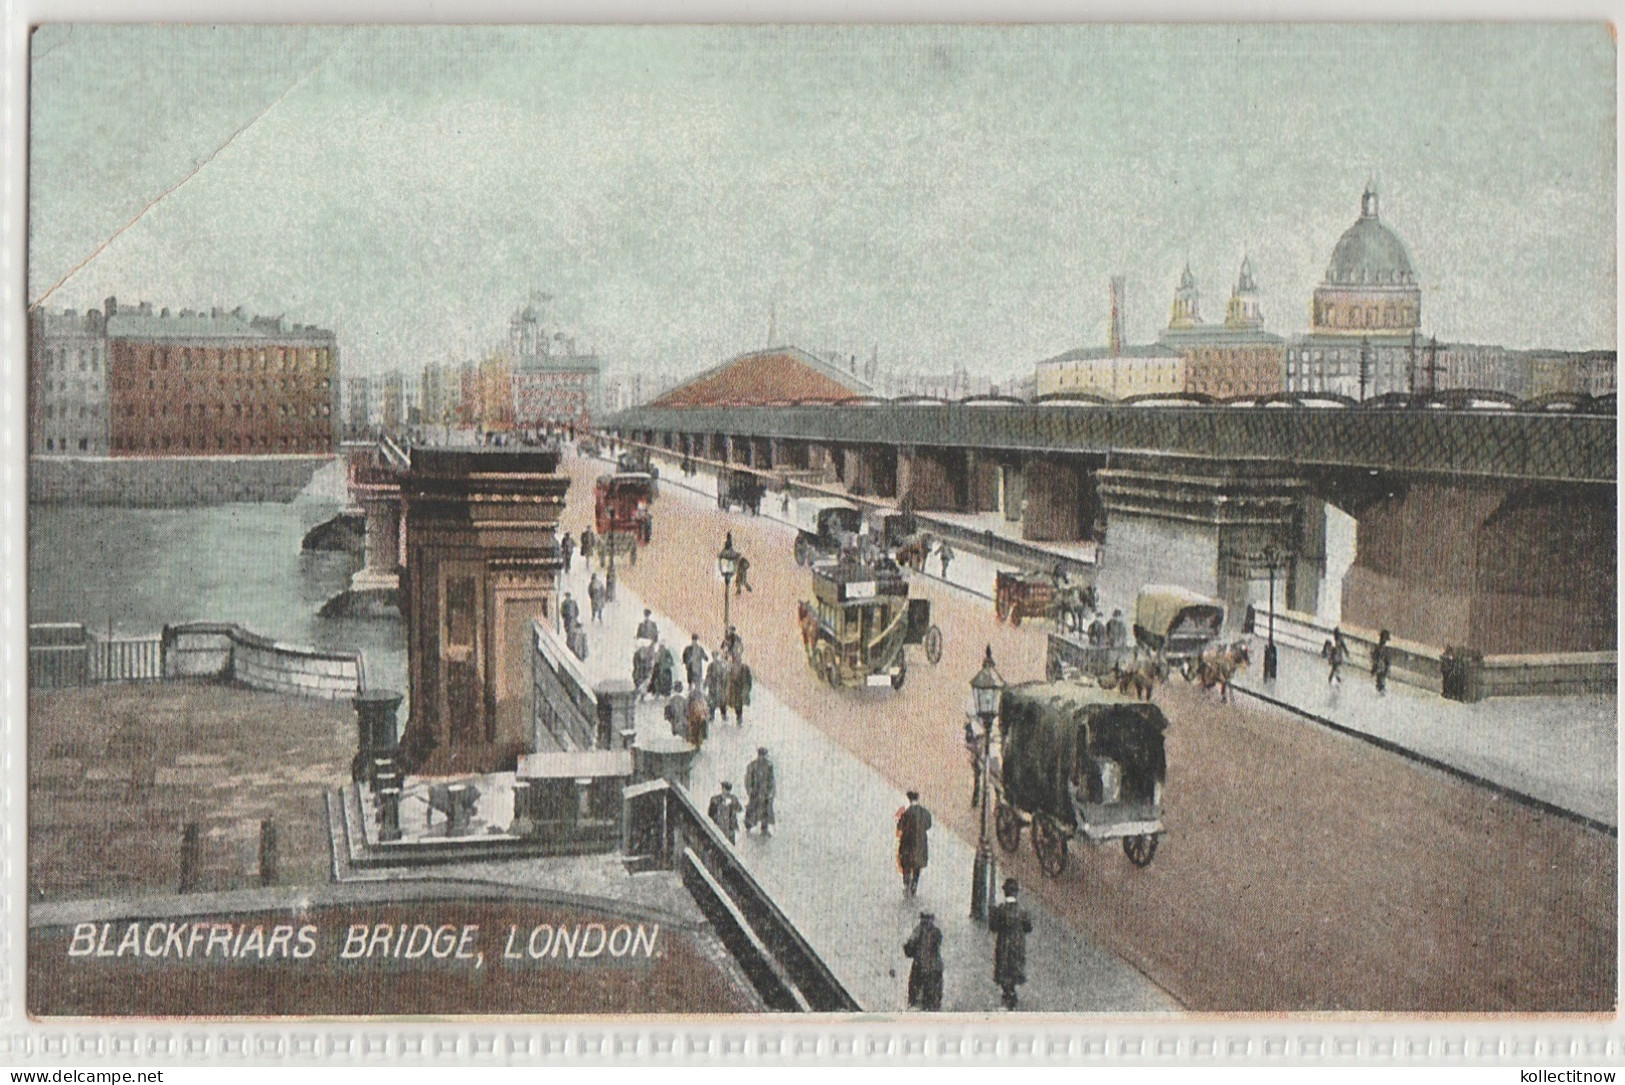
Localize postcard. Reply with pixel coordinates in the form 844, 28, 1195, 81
13, 17, 1618, 1064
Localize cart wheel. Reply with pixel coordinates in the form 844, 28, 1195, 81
891, 664, 906, 691
924, 626, 943, 665
1032, 815, 1068, 878
1123, 833, 1159, 868
994, 802, 1021, 854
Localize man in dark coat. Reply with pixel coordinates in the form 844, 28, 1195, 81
580, 528, 595, 561
559, 592, 580, 632
650, 643, 675, 697
588, 573, 605, 622
707, 781, 742, 844
895, 790, 932, 897
903, 910, 944, 1011
637, 609, 660, 643
682, 634, 709, 689
560, 531, 576, 572
1372, 628, 1393, 693
744, 747, 775, 836
1106, 609, 1128, 648
735, 553, 753, 594
990, 878, 1033, 1010
720, 625, 744, 662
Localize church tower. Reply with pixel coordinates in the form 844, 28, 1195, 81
1224, 256, 1264, 329
1168, 264, 1203, 330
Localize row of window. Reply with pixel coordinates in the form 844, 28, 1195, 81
120, 401, 332, 420
41, 436, 97, 452
110, 433, 333, 452
136, 345, 334, 373
41, 404, 101, 420
1315, 303, 1418, 329
40, 346, 103, 373
39, 380, 101, 396
118, 374, 331, 395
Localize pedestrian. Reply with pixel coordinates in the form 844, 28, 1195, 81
1323, 628, 1349, 684
580, 527, 595, 562
1372, 628, 1393, 693
588, 573, 605, 622
990, 877, 1033, 1010
1087, 612, 1107, 647
781, 491, 791, 516
560, 531, 576, 572
938, 541, 955, 580
720, 624, 744, 662
682, 633, 709, 689
1106, 608, 1128, 648
559, 591, 580, 632
707, 781, 742, 844
744, 746, 775, 837
903, 910, 945, 1011
964, 717, 985, 809
637, 609, 660, 643
735, 553, 753, 594
664, 684, 689, 737
895, 790, 932, 897
650, 643, 675, 697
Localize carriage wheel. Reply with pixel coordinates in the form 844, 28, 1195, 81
924, 626, 943, 665
994, 802, 1021, 854
1123, 833, 1159, 868
1032, 815, 1068, 878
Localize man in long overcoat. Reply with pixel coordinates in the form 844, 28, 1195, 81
588, 573, 605, 622
903, 911, 944, 1011
682, 634, 709, 689
560, 531, 575, 572
650, 643, 675, 697
637, 609, 660, 643
559, 592, 580, 632
990, 877, 1033, 1010
895, 790, 932, 897
744, 747, 775, 836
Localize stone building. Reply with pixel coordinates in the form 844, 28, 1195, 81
344, 376, 373, 438
29, 306, 111, 455
1034, 343, 1188, 400
1158, 258, 1287, 398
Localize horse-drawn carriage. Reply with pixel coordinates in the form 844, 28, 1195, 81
1133, 585, 1225, 674
716, 466, 766, 515
793, 497, 863, 566
994, 569, 1096, 630
595, 473, 654, 545
993, 681, 1168, 878
797, 559, 943, 690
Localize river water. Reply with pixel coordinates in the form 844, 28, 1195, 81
27, 483, 408, 698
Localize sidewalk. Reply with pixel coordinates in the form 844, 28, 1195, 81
1232, 641, 1617, 830
551, 505, 1176, 1014
610, 444, 1617, 833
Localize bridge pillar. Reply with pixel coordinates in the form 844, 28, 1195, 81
896, 445, 966, 511
968, 451, 1001, 513
1341, 481, 1614, 654
398, 447, 571, 776
351, 492, 402, 595
1093, 458, 1305, 625
848, 444, 897, 498
1002, 459, 1026, 522
1021, 455, 1103, 543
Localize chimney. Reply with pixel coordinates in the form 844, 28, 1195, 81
160, 307, 170, 318
138, 301, 153, 315
104, 296, 118, 318
1108, 276, 1126, 357
211, 307, 222, 319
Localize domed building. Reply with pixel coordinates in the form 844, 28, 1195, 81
1286, 185, 1428, 400
1310, 184, 1421, 335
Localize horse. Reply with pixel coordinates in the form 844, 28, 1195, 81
797, 600, 820, 657
1111, 652, 1167, 701
1194, 641, 1251, 703
707, 656, 753, 727
894, 533, 934, 573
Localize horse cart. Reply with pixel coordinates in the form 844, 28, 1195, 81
797, 559, 943, 690
993, 681, 1168, 878
1133, 585, 1225, 676
716, 466, 766, 515
994, 569, 1096, 630
793, 497, 863, 566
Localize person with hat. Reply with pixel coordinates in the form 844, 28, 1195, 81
707, 781, 742, 844
744, 747, 776, 837
637, 609, 660, 643
559, 591, 580, 633
682, 633, 710, 690
588, 572, 606, 622
560, 530, 576, 572
990, 877, 1033, 1010
903, 910, 945, 1011
895, 790, 933, 897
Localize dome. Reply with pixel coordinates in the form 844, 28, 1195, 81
1323, 187, 1416, 287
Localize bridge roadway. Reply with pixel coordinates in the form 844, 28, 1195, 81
562, 446, 1614, 1012
609, 400, 1615, 484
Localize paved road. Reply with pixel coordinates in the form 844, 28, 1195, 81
566, 446, 1615, 1012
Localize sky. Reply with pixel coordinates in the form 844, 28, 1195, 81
25, 23, 1617, 385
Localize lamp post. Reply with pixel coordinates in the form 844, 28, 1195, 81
1261, 545, 1281, 681
717, 532, 741, 639
969, 645, 1005, 925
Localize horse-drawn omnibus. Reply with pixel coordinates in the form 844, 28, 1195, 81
594, 472, 653, 545
797, 559, 943, 690
993, 681, 1168, 878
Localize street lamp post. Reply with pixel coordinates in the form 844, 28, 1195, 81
1262, 545, 1280, 681
717, 533, 741, 640
969, 645, 1005, 925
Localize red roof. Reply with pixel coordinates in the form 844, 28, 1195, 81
651, 348, 870, 408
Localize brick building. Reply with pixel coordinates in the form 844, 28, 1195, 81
1158, 258, 1287, 398
506, 302, 602, 432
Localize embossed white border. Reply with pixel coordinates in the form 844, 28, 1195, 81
1, 0, 1619, 1066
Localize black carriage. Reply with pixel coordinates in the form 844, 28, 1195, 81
993, 681, 1167, 878
799, 559, 943, 690
793, 497, 863, 566
716, 466, 767, 514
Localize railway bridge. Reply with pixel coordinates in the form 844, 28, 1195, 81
604, 397, 1615, 660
